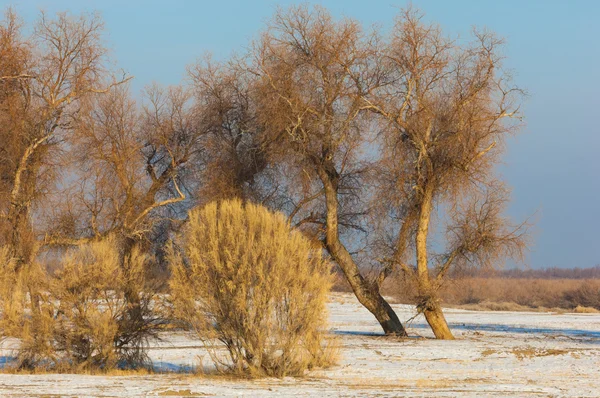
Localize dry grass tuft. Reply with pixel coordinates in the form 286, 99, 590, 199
169, 199, 336, 378
511, 347, 569, 360
157, 389, 207, 397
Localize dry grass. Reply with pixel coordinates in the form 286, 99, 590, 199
0, 364, 154, 376
479, 347, 570, 360
169, 200, 336, 378
511, 347, 569, 360
451, 301, 537, 312
573, 305, 599, 314
157, 389, 207, 397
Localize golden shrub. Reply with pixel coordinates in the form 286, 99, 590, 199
0, 237, 163, 371
51, 237, 164, 371
51, 238, 126, 370
169, 199, 335, 377
0, 246, 60, 370
0, 246, 24, 336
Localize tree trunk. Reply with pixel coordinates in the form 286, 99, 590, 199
7, 206, 35, 269
316, 165, 406, 336
6, 160, 41, 318
423, 302, 454, 340
7, 138, 47, 270
415, 185, 454, 339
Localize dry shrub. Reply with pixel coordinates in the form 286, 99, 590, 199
561, 281, 600, 309
169, 199, 335, 377
573, 305, 600, 314
0, 246, 56, 370
0, 238, 163, 372
51, 237, 163, 371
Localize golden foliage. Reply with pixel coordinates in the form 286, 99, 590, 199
169, 199, 335, 377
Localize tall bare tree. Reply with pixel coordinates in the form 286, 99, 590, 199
0, 8, 32, 254
367, 8, 527, 339
41, 83, 204, 349
0, 9, 125, 268
252, 6, 406, 335
46, 82, 204, 254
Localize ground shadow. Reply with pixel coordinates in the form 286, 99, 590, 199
437, 322, 600, 339
152, 361, 197, 374
332, 330, 384, 337
332, 323, 600, 342
0, 357, 200, 374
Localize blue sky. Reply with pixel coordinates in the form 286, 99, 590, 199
4, 0, 599, 269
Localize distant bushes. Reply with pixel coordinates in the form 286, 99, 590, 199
561, 281, 600, 309
169, 200, 335, 377
467, 266, 600, 279
377, 275, 600, 311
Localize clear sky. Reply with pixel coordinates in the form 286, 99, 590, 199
4, 0, 599, 269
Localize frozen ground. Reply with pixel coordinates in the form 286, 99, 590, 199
1, 292, 600, 397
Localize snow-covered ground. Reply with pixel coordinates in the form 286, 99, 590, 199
1, 292, 600, 397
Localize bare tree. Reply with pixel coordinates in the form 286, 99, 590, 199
0, 10, 133, 335
39, 82, 204, 350
0, 8, 32, 254
252, 5, 406, 335
46, 83, 204, 253
0, 9, 126, 268
188, 57, 280, 206
368, 8, 527, 339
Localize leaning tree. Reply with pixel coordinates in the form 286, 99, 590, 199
252, 5, 406, 335
367, 8, 527, 339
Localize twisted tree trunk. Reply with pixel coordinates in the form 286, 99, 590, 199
317, 164, 406, 336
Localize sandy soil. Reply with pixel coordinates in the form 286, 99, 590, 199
1, 292, 599, 397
